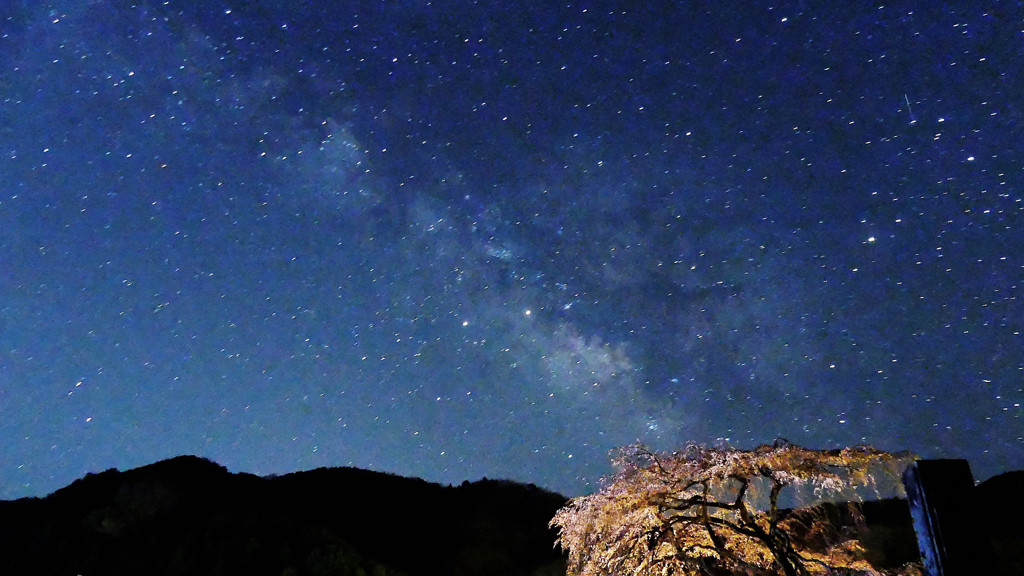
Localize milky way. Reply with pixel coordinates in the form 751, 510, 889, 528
1, 1, 1022, 500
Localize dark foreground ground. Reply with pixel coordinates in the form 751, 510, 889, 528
0, 457, 1020, 576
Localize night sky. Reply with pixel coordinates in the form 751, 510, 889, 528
2, 1, 1022, 501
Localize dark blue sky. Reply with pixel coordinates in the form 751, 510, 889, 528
1, 1, 1021, 500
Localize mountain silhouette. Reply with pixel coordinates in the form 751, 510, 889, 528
6, 456, 1021, 575
0, 456, 567, 576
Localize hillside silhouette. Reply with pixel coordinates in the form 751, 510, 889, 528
0, 456, 567, 576
4, 456, 1021, 576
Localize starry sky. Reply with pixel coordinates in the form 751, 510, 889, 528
1, 1, 1022, 501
